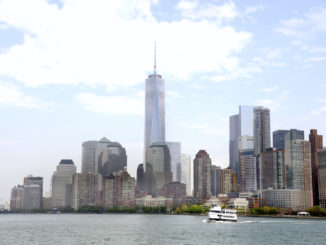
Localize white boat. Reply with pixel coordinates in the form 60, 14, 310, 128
208, 206, 237, 222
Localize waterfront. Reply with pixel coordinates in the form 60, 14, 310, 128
0, 214, 325, 245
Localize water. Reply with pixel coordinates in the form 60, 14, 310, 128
0, 214, 325, 245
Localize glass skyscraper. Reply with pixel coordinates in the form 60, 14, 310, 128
144, 67, 165, 166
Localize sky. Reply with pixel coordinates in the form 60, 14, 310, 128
1, 0, 326, 203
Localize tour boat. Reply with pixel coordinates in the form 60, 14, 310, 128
208, 205, 237, 222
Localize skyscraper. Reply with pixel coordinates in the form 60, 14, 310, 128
166, 142, 181, 182
309, 129, 323, 205
95, 137, 111, 174
273, 129, 304, 150
98, 141, 127, 176
81, 141, 97, 174
229, 105, 254, 176
239, 149, 257, 192
144, 48, 165, 163
193, 150, 211, 199
253, 106, 271, 155
145, 142, 172, 196
51, 159, 76, 209
210, 165, 221, 196
23, 176, 43, 209
181, 154, 191, 196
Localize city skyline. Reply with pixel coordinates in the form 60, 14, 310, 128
1, 0, 326, 203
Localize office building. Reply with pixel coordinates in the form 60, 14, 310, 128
262, 189, 304, 210
193, 150, 212, 199
309, 129, 323, 205
10, 185, 24, 210
211, 165, 221, 196
261, 148, 285, 189
253, 106, 271, 155
81, 140, 97, 173
136, 164, 145, 191
98, 141, 127, 176
273, 129, 304, 150
239, 149, 257, 192
95, 137, 111, 174
144, 54, 165, 163
23, 176, 43, 209
51, 159, 76, 209
166, 142, 181, 182
72, 173, 100, 210
181, 154, 191, 196
145, 142, 172, 196
220, 168, 236, 194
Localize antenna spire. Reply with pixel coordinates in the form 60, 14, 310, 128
154, 41, 156, 75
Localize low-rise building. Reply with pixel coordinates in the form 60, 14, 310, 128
261, 189, 304, 210
135, 195, 173, 210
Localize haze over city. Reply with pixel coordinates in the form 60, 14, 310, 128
1, 0, 326, 204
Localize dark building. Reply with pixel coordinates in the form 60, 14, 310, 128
160, 182, 186, 203
98, 142, 127, 176
239, 149, 256, 191
193, 150, 211, 199
211, 165, 221, 196
253, 107, 271, 156
261, 148, 286, 189
274, 129, 304, 150
136, 164, 145, 191
318, 149, 326, 208
309, 129, 323, 206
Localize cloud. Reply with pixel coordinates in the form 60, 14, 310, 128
244, 4, 265, 15
0, 80, 41, 108
254, 91, 289, 111
304, 56, 326, 62
0, 0, 252, 91
276, 7, 326, 37
76, 92, 143, 115
176, 0, 238, 22
188, 84, 206, 90
260, 86, 278, 92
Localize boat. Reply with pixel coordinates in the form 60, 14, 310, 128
208, 205, 237, 222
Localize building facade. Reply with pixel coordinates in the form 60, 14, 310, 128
220, 168, 236, 194
262, 189, 305, 210
253, 106, 271, 156
318, 149, 326, 208
51, 159, 76, 209
23, 176, 43, 209
229, 114, 240, 177
166, 142, 181, 182
309, 129, 323, 206
81, 140, 97, 174
193, 150, 212, 199
273, 129, 304, 150
210, 165, 221, 196
72, 173, 100, 210
98, 141, 127, 176
239, 149, 257, 192
10, 185, 24, 210
145, 142, 172, 196
181, 154, 191, 196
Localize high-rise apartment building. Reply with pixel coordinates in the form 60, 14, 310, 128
98, 141, 127, 176
285, 140, 313, 209
253, 106, 271, 155
10, 185, 24, 210
166, 142, 181, 182
51, 159, 76, 209
220, 168, 236, 194
144, 56, 165, 163
145, 142, 172, 196
309, 129, 323, 206
193, 150, 211, 199
210, 165, 221, 196
181, 154, 191, 196
239, 149, 257, 192
318, 149, 326, 208
261, 148, 285, 189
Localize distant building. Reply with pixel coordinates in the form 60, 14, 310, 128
136, 164, 145, 191
144, 62, 165, 164
261, 148, 285, 189
95, 137, 112, 174
309, 129, 323, 206
193, 150, 211, 199
72, 173, 100, 210
145, 142, 172, 196
262, 189, 305, 210
238, 135, 254, 151
253, 106, 271, 155
220, 168, 236, 194
103, 171, 135, 209
166, 142, 181, 182
10, 185, 24, 210
135, 195, 172, 210
318, 149, 326, 208
239, 149, 257, 192
81, 140, 97, 173
51, 159, 76, 209
210, 165, 221, 196
181, 154, 191, 196
285, 139, 313, 209
23, 176, 43, 209
98, 141, 127, 176
43, 197, 51, 210
160, 181, 186, 203
273, 129, 304, 150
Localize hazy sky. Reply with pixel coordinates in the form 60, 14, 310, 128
1, 0, 326, 203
